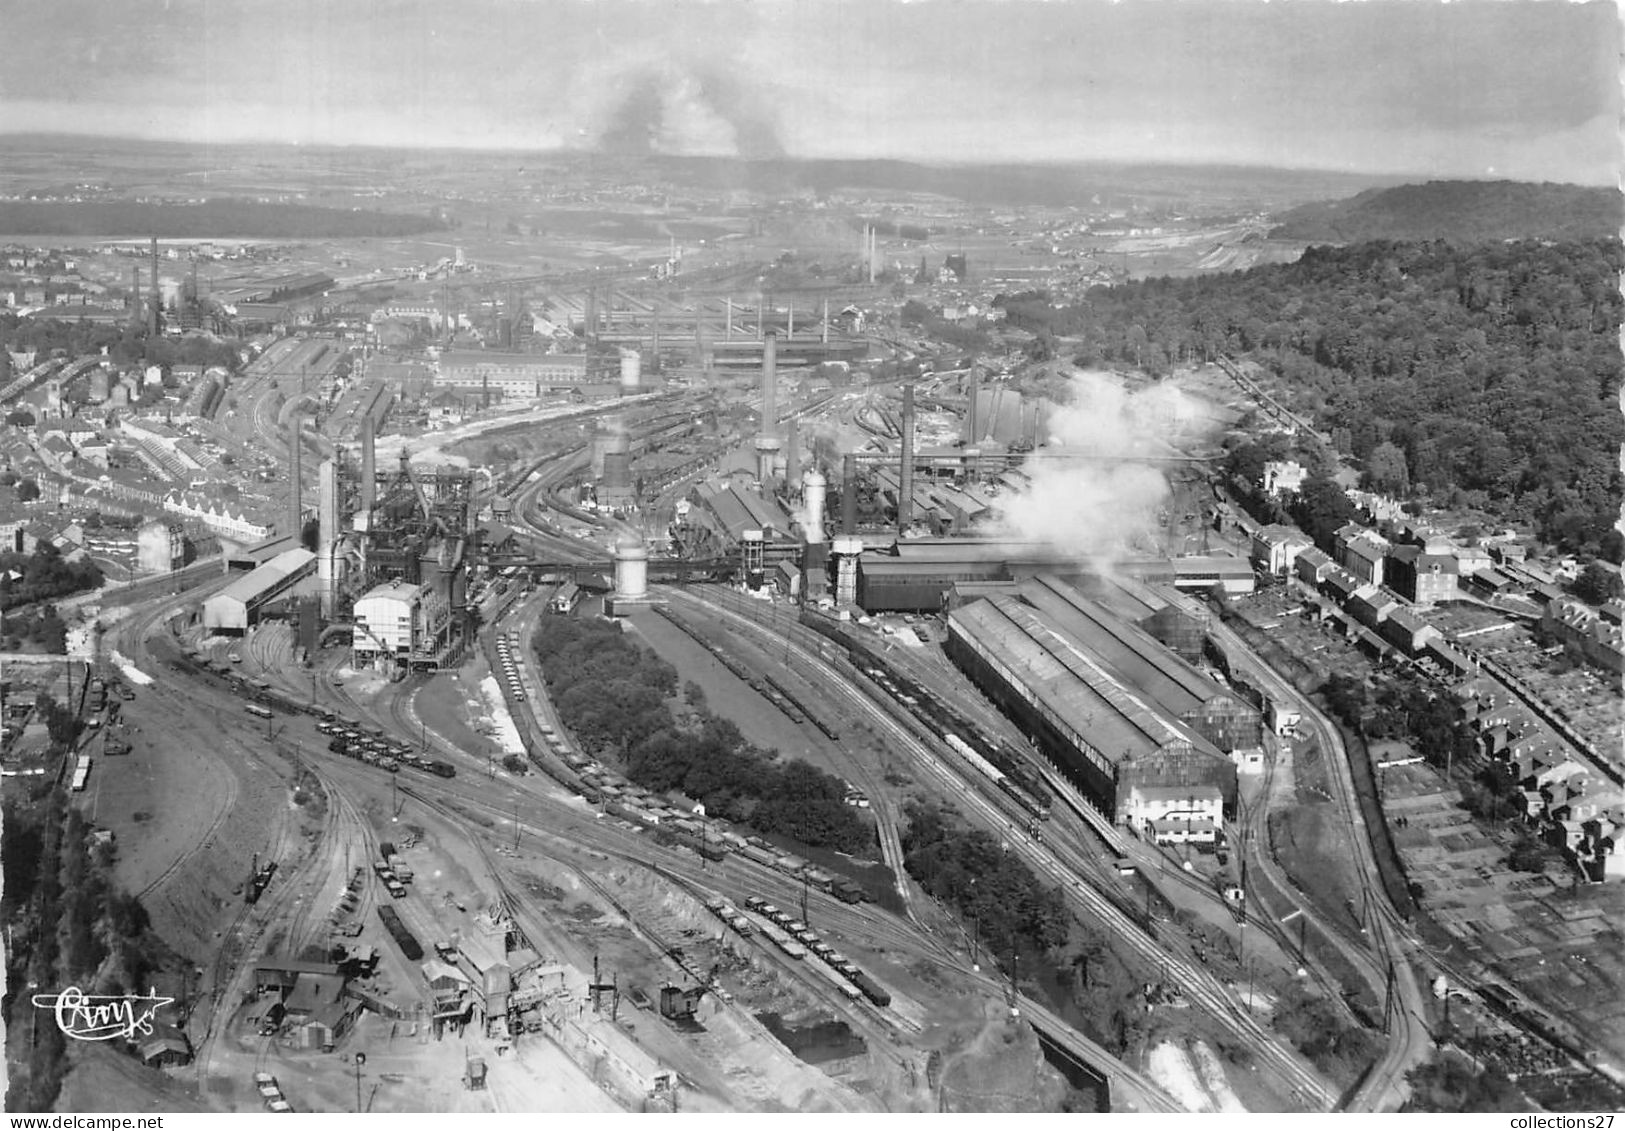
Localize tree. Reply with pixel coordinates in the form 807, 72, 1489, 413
1570, 561, 1624, 604
16, 478, 40, 502
5, 409, 34, 427
1291, 471, 1356, 551
1364, 441, 1410, 495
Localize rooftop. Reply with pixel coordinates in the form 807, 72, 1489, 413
950, 594, 1223, 771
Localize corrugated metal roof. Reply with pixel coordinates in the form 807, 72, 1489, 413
950, 596, 1221, 769
214, 548, 315, 605
1016, 575, 1227, 718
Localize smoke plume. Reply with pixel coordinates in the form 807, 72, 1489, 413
596, 60, 784, 159
989, 370, 1211, 569
600, 76, 666, 155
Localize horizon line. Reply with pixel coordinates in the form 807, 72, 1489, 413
0, 129, 1602, 188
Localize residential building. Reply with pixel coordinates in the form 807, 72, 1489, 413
1262, 460, 1306, 496
1250, 524, 1313, 576
1387, 545, 1459, 604
1335, 524, 1389, 587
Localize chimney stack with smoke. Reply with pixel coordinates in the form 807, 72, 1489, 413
899, 384, 916, 532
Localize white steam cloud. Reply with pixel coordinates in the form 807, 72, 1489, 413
989, 371, 1210, 569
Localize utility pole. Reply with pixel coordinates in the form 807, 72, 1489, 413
353, 1052, 366, 1114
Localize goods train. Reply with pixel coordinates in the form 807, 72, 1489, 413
164, 642, 457, 779
736, 896, 891, 1007
797, 612, 1053, 821
649, 606, 841, 740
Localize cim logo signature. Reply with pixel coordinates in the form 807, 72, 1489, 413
31, 986, 174, 1041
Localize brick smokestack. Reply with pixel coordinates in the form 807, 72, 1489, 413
761, 330, 777, 430
288, 414, 303, 541
842, 451, 858, 535
148, 236, 160, 337
899, 383, 915, 532
361, 414, 376, 511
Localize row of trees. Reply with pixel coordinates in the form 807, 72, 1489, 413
999, 238, 1623, 555
533, 617, 873, 854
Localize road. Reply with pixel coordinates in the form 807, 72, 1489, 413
1193, 602, 1433, 1110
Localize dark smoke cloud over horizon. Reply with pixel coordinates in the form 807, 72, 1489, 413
595, 61, 785, 160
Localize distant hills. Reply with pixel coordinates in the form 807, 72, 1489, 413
1269, 180, 1623, 244
621, 154, 1395, 212
0, 199, 443, 240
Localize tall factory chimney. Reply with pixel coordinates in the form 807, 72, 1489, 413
317, 458, 338, 615
148, 237, 160, 337
841, 452, 859, 535
785, 416, 802, 491
287, 414, 304, 541
753, 332, 781, 482
360, 415, 377, 513
650, 318, 661, 374
787, 305, 794, 339
822, 297, 829, 345
725, 298, 733, 340
131, 265, 142, 319
899, 384, 916, 532
584, 289, 597, 340
968, 368, 981, 443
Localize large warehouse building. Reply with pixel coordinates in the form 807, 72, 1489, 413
946, 590, 1237, 833
202, 548, 317, 634
850, 539, 1255, 614
1012, 575, 1261, 752
435, 352, 590, 399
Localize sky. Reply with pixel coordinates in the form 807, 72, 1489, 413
0, 0, 1617, 184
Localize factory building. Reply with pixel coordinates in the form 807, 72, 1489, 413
1013, 575, 1261, 752
694, 480, 799, 554
435, 352, 590, 400
946, 593, 1236, 825
201, 548, 317, 634
352, 579, 452, 669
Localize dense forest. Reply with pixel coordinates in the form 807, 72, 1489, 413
1270, 181, 1622, 244
533, 617, 873, 854
1001, 238, 1624, 554
3, 788, 178, 1111
0, 199, 444, 239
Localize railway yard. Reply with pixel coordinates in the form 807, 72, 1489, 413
5, 215, 1620, 1115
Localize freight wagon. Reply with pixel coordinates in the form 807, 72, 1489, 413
849, 971, 891, 1008
377, 905, 423, 960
